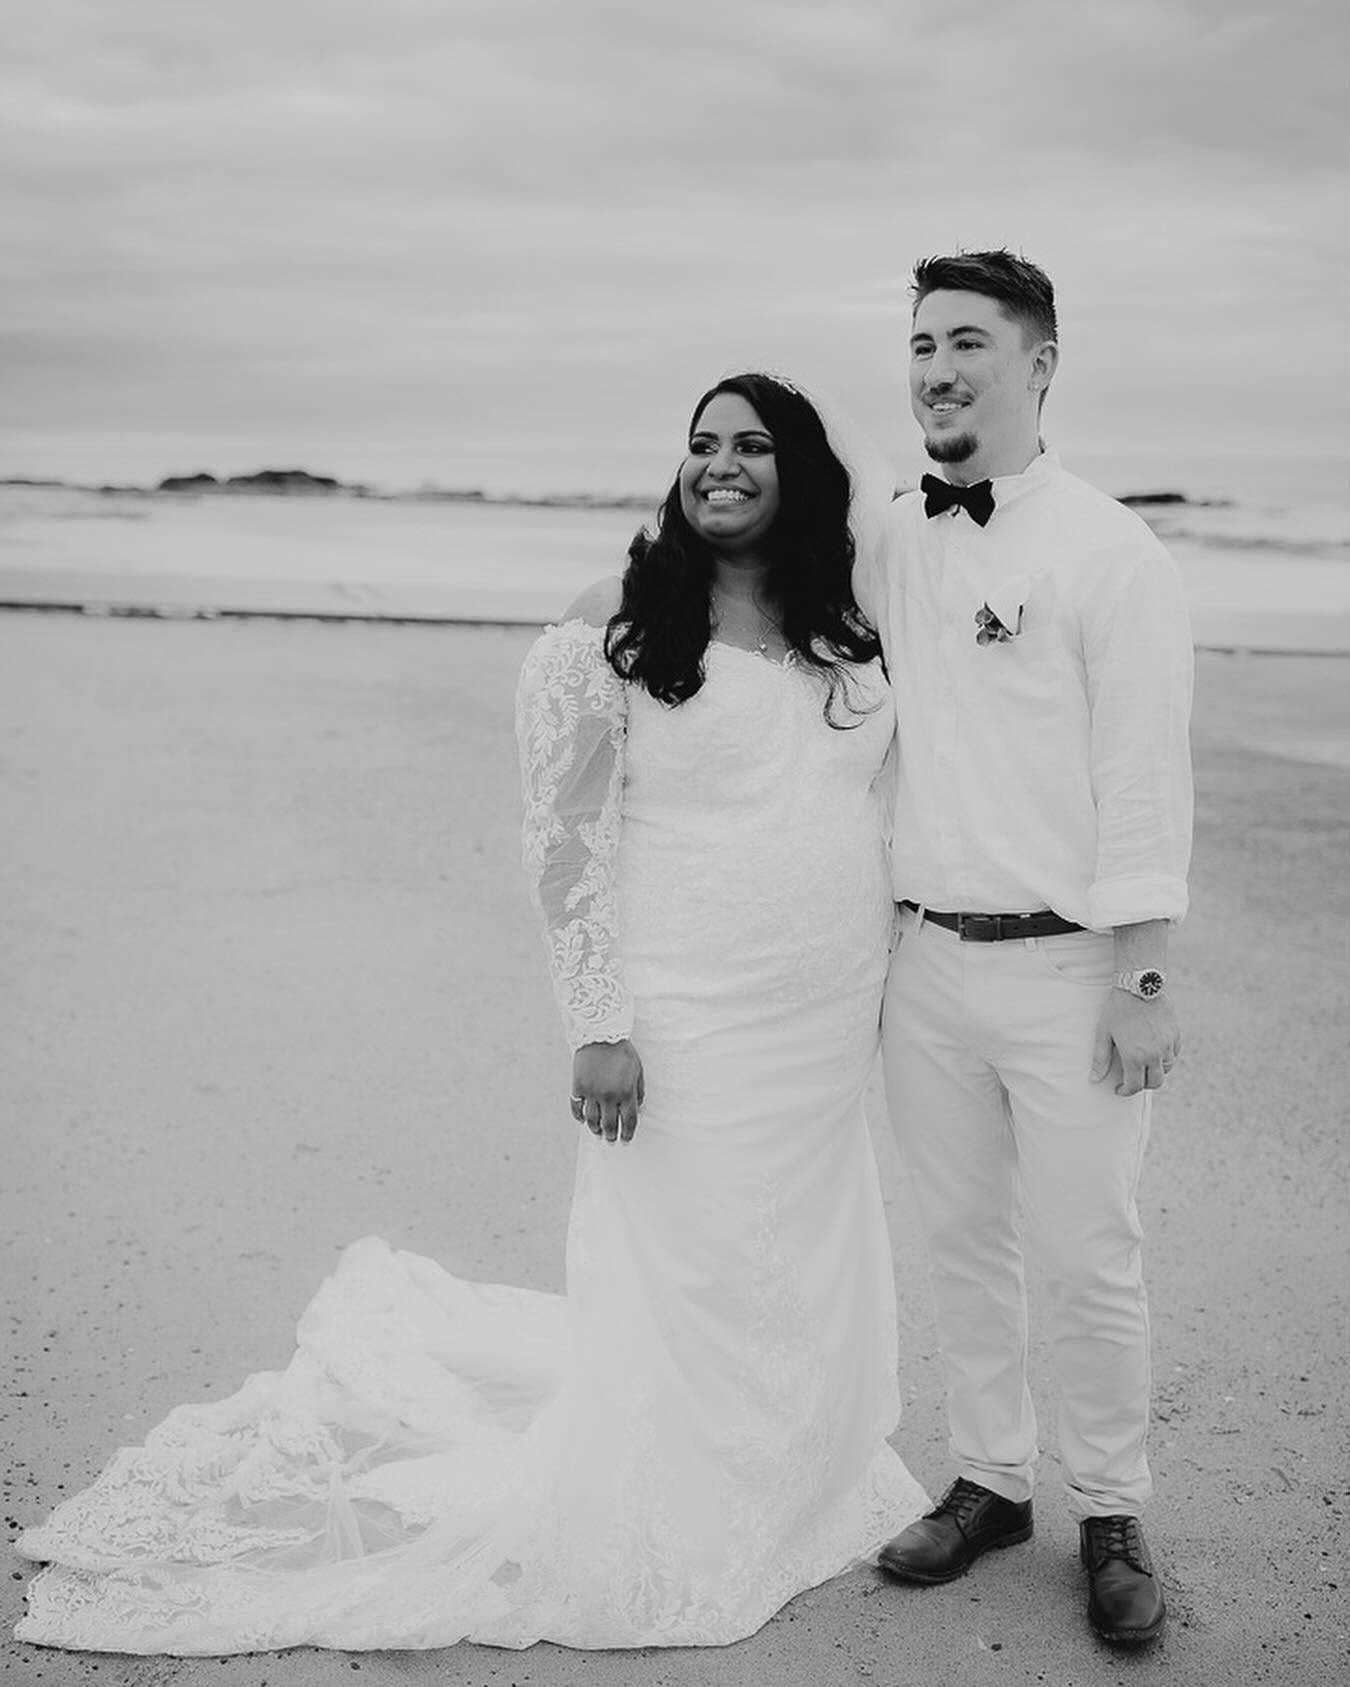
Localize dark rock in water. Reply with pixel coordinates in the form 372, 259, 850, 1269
155, 469, 348, 495
224, 469, 340, 493
158, 472, 220, 492
1118, 491, 1189, 507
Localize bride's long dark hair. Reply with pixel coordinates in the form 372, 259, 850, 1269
603, 373, 882, 727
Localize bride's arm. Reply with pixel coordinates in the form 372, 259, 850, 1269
515, 584, 643, 1142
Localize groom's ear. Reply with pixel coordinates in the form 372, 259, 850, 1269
1028, 339, 1059, 395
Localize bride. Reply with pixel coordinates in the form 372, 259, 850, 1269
15, 373, 925, 1655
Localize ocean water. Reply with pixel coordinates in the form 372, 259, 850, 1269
1059, 450, 1347, 556
0, 486, 650, 615
0, 451, 1345, 634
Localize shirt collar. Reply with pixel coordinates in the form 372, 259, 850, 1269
987, 446, 1061, 514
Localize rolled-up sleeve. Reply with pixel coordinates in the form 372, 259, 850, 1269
1083, 540, 1194, 929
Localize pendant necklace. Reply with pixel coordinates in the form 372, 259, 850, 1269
714, 588, 778, 656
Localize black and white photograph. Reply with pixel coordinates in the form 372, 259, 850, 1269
3, 3, 1346, 1683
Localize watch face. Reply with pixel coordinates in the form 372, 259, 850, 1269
1137, 970, 1165, 998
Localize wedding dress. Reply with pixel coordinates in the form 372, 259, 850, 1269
15, 621, 925, 1655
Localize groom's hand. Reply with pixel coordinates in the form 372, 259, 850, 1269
1091, 992, 1181, 1097
571, 1039, 645, 1143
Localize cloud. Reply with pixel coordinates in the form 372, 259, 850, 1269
2, 0, 1345, 487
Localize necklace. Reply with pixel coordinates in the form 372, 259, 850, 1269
712, 587, 781, 657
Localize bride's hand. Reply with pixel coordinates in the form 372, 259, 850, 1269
570, 1040, 645, 1144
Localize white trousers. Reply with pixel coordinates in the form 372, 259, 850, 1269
882, 906, 1152, 1522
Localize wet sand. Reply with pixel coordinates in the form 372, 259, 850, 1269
1, 550, 1347, 655
2, 614, 1346, 1686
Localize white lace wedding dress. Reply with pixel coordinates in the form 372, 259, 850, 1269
15, 621, 925, 1655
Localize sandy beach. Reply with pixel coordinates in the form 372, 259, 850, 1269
2, 612, 1346, 1687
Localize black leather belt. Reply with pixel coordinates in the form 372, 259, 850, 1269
901, 901, 1084, 943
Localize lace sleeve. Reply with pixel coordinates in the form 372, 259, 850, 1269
516, 619, 633, 1051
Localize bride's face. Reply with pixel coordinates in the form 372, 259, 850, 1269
679, 393, 780, 557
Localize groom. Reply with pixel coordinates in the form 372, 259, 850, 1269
858, 251, 1193, 1646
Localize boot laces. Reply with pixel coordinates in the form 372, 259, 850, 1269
934, 1477, 996, 1529
1086, 1514, 1149, 1572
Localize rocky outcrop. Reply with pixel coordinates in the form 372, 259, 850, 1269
155, 469, 343, 494
224, 469, 341, 493
158, 473, 220, 492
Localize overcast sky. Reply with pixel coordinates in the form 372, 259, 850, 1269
4, 0, 1346, 493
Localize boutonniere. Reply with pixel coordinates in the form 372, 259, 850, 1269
975, 574, 1043, 647
975, 603, 1020, 644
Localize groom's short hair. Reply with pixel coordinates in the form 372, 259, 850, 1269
912, 251, 1058, 348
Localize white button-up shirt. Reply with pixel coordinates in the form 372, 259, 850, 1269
856, 449, 1193, 931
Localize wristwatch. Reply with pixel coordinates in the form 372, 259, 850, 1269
1114, 968, 1166, 1000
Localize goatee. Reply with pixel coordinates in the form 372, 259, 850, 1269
925, 431, 978, 465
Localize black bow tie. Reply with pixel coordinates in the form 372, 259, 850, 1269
921, 474, 995, 527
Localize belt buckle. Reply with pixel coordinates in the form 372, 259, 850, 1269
956, 913, 1003, 943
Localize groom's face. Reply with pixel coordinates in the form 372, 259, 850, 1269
909, 289, 1049, 482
